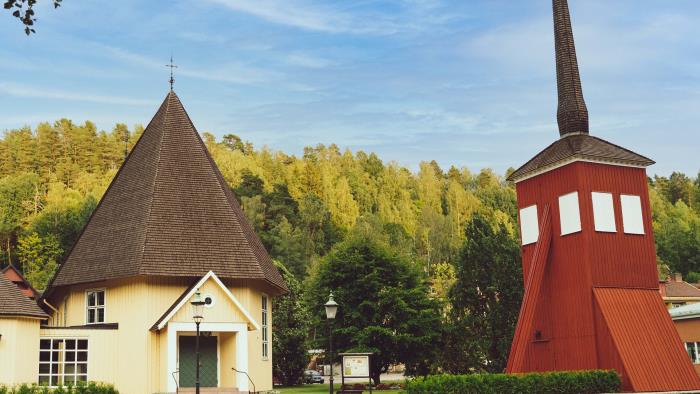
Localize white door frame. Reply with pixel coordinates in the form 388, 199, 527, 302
167, 322, 249, 392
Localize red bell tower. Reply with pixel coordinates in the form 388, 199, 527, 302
505, 1, 700, 392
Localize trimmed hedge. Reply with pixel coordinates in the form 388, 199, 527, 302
406, 370, 621, 394
0, 382, 118, 394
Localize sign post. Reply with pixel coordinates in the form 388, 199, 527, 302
339, 353, 372, 394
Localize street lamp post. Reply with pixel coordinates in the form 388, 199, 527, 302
191, 290, 205, 394
325, 292, 339, 394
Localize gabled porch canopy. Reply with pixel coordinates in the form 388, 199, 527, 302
150, 270, 260, 332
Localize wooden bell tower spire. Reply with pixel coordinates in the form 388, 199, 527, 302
505, 1, 700, 391
553, 0, 588, 137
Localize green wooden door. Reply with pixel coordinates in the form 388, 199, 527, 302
179, 336, 218, 387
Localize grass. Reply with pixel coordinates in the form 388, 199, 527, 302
277, 383, 403, 394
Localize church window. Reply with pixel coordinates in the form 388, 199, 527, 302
86, 289, 105, 324
38, 338, 88, 386
591, 192, 616, 232
519, 205, 539, 245
558, 192, 581, 235
262, 294, 269, 359
620, 195, 644, 234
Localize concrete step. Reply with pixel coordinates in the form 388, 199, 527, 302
173, 388, 242, 394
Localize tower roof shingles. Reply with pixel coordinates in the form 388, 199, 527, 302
509, 0, 654, 183
48, 91, 287, 294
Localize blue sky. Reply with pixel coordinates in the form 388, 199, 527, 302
1, 0, 698, 176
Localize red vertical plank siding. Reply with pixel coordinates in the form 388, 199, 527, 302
509, 160, 700, 391
594, 288, 700, 391
578, 163, 658, 288
514, 162, 598, 373
507, 206, 552, 373
593, 300, 630, 389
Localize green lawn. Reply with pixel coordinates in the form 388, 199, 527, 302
276, 383, 403, 394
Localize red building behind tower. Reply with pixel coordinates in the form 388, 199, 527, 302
505, 1, 700, 392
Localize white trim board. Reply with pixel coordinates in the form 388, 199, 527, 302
511, 156, 648, 184
155, 270, 260, 331
166, 322, 249, 392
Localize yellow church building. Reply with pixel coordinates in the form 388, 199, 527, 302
0, 91, 287, 394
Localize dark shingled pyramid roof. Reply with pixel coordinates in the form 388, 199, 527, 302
508, 0, 654, 182
49, 91, 287, 293
0, 270, 47, 318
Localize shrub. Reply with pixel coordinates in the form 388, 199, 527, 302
0, 383, 117, 394
406, 370, 621, 394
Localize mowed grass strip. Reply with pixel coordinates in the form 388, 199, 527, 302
277, 383, 403, 394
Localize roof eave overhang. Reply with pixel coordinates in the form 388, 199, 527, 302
509, 155, 653, 184
0, 313, 48, 320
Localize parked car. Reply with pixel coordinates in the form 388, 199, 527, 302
304, 369, 325, 384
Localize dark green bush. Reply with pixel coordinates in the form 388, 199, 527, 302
406, 370, 621, 394
0, 383, 118, 394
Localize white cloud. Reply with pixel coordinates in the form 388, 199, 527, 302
206, 0, 356, 33
0, 82, 156, 106
204, 0, 448, 35
96, 44, 280, 85
285, 52, 334, 69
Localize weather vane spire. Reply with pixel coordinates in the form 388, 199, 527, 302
166, 56, 177, 90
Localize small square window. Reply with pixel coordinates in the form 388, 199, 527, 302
592, 192, 616, 232
621, 195, 644, 235
519, 205, 539, 245
86, 290, 105, 324
558, 192, 581, 235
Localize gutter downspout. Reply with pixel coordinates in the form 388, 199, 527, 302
43, 299, 59, 326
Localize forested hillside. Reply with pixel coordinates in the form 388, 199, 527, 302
1, 120, 699, 289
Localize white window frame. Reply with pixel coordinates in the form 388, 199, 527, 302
620, 194, 645, 235
591, 192, 617, 233
38, 337, 89, 387
85, 288, 106, 325
261, 294, 269, 360
558, 192, 582, 236
519, 205, 539, 245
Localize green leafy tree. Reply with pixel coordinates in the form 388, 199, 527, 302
221, 134, 246, 152
17, 232, 62, 290
0, 173, 40, 265
272, 261, 310, 386
268, 217, 307, 278
693, 171, 700, 214
658, 172, 695, 207
444, 211, 522, 374
307, 232, 442, 384
654, 200, 700, 275
30, 183, 97, 258
233, 170, 265, 201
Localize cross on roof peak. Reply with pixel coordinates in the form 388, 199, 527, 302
165, 56, 178, 90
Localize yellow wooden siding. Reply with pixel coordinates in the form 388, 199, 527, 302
247, 288, 273, 391
43, 276, 274, 393
220, 332, 237, 388
171, 279, 247, 324
0, 317, 42, 385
